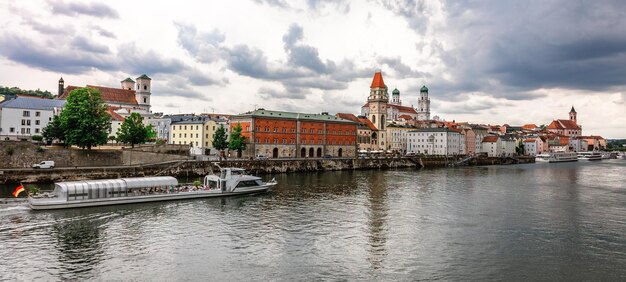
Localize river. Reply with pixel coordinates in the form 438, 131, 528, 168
1, 161, 625, 281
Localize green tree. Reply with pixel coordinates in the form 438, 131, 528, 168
42, 115, 65, 144
212, 124, 228, 160
228, 123, 246, 158
59, 87, 111, 150
145, 124, 157, 142
116, 113, 148, 148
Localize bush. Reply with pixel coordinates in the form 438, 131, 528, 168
5, 147, 14, 156
156, 139, 166, 145
35, 146, 44, 153
192, 180, 202, 187
31, 135, 43, 142
29, 186, 40, 195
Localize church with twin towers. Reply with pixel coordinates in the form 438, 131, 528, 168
360, 70, 431, 126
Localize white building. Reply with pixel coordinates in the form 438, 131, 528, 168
407, 128, 462, 155
523, 138, 539, 156
0, 96, 65, 141
481, 135, 516, 157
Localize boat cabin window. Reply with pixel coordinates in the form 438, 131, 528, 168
207, 180, 218, 189
236, 180, 260, 187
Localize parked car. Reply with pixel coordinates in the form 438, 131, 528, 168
322, 154, 333, 159
32, 161, 55, 169
255, 154, 269, 160
405, 152, 416, 157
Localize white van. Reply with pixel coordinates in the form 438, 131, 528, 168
32, 161, 55, 169
255, 154, 269, 160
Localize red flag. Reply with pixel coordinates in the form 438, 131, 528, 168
12, 185, 25, 198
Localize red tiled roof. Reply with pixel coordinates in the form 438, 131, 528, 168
336, 113, 377, 131
107, 107, 125, 121
522, 124, 538, 130
358, 117, 378, 131
370, 71, 386, 88
547, 119, 580, 130
362, 102, 417, 114
336, 113, 359, 122
482, 136, 499, 143
398, 114, 413, 120
60, 85, 138, 105
523, 138, 536, 143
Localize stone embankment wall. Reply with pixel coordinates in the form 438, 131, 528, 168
0, 141, 189, 168
1, 158, 418, 183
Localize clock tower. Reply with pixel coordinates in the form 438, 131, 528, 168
368, 70, 389, 149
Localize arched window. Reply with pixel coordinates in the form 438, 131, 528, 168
372, 115, 376, 124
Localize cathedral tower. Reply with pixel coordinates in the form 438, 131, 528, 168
135, 74, 151, 109
121, 77, 135, 90
417, 85, 430, 120
391, 88, 401, 105
569, 106, 577, 123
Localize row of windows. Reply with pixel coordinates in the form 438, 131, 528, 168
252, 138, 355, 145
22, 111, 41, 117
21, 119, 41, 126
252, 126, 355, 135
3, 127, 40, 134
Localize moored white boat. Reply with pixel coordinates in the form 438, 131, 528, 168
535, 152, 578, 163
28, 167, 276, 210
577, 151, 602, 161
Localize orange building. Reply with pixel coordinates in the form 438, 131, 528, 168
230, 109, 357, 158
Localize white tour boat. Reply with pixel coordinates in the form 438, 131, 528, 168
28, 167, 276, 210
535, 152, 578, 163
577, 151, 602, 161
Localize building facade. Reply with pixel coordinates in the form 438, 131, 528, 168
407, 128, 462, 155
0, 96, 65, 141
230, 109, 357, 158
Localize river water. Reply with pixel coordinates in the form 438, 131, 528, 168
1, 161, 625, 281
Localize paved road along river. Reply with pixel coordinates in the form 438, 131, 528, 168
1, 161, 625, 280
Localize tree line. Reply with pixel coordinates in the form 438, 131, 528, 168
42, 87, 246, 153
0, 86, 55, 99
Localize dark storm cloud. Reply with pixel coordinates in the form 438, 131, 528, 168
72, 36, 110, 54
0, 34, 116, 74
377, 56, 429, 79
174, 22, 225, 63
22, 18, 68, 35
376, 0, 429, 33
92, 26, 116, 39
48, 0, 119, 18
381, 0, 626, 103
175, 22, 371, 100
259, 86, 308, 99
118, 43, 189, 76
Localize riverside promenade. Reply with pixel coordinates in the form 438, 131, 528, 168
0, 156, 534, 184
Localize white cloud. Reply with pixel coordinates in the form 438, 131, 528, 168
0, 0, 625, 138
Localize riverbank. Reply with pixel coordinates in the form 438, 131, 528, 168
0, 156, 534, 184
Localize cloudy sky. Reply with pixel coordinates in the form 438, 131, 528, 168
1, 0, 625, 138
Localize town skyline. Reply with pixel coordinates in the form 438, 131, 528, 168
1, 1, 625, 138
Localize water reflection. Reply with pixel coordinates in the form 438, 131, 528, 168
365, 172, 388, 269
53, 217, 104, 280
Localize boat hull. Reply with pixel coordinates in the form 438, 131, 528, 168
29, 185, 274, 210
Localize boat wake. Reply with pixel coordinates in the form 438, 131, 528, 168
0, 204, 29, 211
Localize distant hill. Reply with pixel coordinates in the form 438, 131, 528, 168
0, 86, 55, 99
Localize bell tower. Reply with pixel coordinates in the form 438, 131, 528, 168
58, 77, 64, 96
569, 106, 577, 123
121, 77, 135, 90
417, 85, 430, 120
367, 70, 388, 149
135, 74, 152, 110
